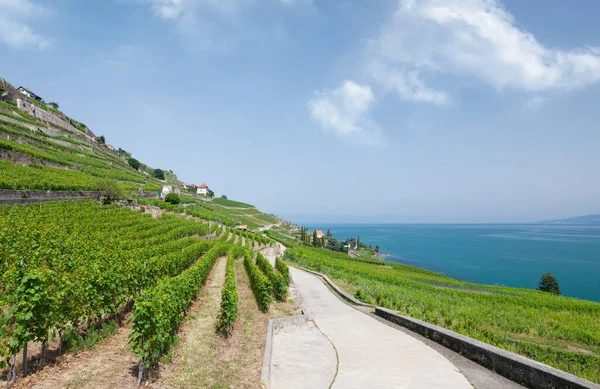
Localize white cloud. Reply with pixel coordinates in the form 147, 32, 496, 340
308, 80, 382, 145
138, 0, 242, 20
367, 0, 600, 103
369, 61, 448, 105
0, 0, 49, 49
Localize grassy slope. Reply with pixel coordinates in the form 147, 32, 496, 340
284, 245, 600, 383
212, 198, 254, 208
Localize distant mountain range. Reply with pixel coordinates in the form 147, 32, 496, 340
538, 214, 600, 225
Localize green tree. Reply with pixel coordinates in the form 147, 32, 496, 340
48, 102, 59, 109
357, 235, 361, 248
97, 179, 123, 204
96, 135, 105, 144
153, 169, 165, 180
127, 157, 140, 170
374, 245, 380, 254
164, 193, 180, 205
221, 195, 228, 199
207, 189, 215, 198
312, 230, 318, 246
325, 237, 341, 251
538, 273, 561, 295
326, 229, 331, 238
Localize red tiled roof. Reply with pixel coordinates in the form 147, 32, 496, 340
316, 230, 324, 235
198, 182, 208, 188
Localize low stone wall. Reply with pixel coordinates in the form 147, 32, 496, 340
375, 307, 599, 389
0, 189, 101, 204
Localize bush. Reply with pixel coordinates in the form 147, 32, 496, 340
128, 157, 140, 170
256, 253, 287, 301
153, 169, 165, 180
164, 193, 180, 205
217, 246, 245, 337
275, 257, 290, 286
97, 179, 123, 204
244, 253, 272, 312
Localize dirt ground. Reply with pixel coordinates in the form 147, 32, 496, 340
158, 255, 300, 389
12, 318, 139, 389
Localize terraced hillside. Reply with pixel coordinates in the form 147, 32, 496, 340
0, 79, 175, 193
0, 200, 294, 387
0, 78, 299, 387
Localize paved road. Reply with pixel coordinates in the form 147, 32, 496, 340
289, 267, 474, 389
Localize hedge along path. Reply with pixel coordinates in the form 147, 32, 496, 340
160, 247, 302, 389
256, 252, 288, 302
244, 252, 273, 312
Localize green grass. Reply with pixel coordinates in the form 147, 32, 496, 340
213, 198, 255, 208
285, 245, 600, 383
251, 213, 279, 224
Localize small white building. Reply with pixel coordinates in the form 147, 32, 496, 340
17, 86, 43, 102
161, 185, 173, 198
197, 182, 208, 195
316, 230, 324, 239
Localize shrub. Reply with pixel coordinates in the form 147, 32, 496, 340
538, 273, 561, 295
275, 257, 290, 286
153, 169, 165, 180
217, 246, 245, 337
244, 253, 272, 312
164, 193, 180, 205
128, 157, 140, 170
256, 253, 287, 301
97, 179, 123, 204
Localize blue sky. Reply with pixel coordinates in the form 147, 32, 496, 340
1, 0, 600, 223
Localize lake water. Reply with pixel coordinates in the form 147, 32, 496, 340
307, 224, 600, 302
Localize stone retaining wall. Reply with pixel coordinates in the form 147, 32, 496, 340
0, 189, 101, 204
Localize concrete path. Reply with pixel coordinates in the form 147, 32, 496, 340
271, 318, 337, 389
289, 267, 474, 389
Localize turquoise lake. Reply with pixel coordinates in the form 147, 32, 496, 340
306, 224, 600, 302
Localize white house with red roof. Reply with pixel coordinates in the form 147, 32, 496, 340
17, 86, 43, 102
197, 182, 208, 195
